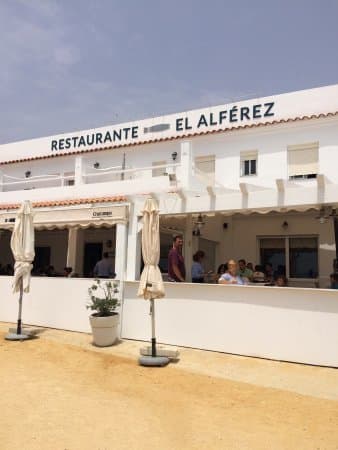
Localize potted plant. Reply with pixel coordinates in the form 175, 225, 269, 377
87, 279, 120, 347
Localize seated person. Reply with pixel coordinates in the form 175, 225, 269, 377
219, 260, 247, 285
246, 262, 254, 271
252, 265, 265, 283
274, 274, 288, 287
264, 263, 274, 284
238, 259, 253, 281
330, 272, 338, 289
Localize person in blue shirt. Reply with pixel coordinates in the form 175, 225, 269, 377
191, 250, 206, 283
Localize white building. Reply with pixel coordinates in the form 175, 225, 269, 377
1, 84, 337, 286
1, 84, 338, 366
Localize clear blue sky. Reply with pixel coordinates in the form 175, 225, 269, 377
1, 0, 337, 144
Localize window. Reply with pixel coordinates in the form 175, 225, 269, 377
288, 143, 318, 180
152, 161, 167, 177
194, 155, 215, 184
240, 151, 257, 176
259, 236, 318, 279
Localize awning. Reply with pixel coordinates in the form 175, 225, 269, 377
0, 204, 128, 230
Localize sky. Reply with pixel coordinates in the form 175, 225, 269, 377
1, 0, 337, 144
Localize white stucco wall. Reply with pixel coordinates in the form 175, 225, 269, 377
0, 277, 337, 367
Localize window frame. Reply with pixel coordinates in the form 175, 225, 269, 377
258, 234, 318, 280
240, 151, 258, 177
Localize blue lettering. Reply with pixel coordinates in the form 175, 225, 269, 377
113, 129, 121, 141
240, 107, 250, 121
72, 136, 78, 147
176, 118, 184, 131
59, 139, 65, 150
123, 127, 131, 139
264, 102, 274, 117
185, 117, 192, 130
96, 133, 103, 144
229, 106, 238, 122
65, 138, 71, 149
104, 131, 112, 144
219, 110, 227, 124
253, 104, 262, 119
78, 136, 86, 147
132, 126, 138, 138
209, 113, 217, 126
86, 134, 95, 146
51, 140, 57, 151
197, 114, 208, 128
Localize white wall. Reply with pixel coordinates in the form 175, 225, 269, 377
0, 277, 337, 367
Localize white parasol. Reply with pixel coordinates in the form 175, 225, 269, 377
8, 200, 35, 338
137, 198, 168, 366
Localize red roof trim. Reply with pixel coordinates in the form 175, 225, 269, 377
1, 112, 337, 166
0, 196, 127, 211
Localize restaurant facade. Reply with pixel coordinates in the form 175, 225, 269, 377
0, 84, 338, 366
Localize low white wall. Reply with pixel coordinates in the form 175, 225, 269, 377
0, 277, 338, 367
123, 282, 338, 367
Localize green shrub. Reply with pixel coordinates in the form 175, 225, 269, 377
87, 279, 120, 317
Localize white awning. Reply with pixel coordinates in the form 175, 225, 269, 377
0, 204, 128, 230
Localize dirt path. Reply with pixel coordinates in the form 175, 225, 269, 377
0, 332, 338, 450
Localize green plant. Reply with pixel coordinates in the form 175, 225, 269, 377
87, 279, 120, 317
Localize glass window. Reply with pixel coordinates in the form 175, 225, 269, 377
259, 236, 318, 279
240, 151, 257, 176
289, 237, 318, 278
260, 238, 286, 275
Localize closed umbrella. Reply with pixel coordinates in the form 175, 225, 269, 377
6, 200, 35, 340
137, 198, 169, 366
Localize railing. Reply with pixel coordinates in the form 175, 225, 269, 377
0, 163, 180, 192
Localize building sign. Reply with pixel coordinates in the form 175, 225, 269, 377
50, 101, 275, 152
92, 210, 113, 219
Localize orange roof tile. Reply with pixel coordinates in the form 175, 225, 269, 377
0, 196, 127, 211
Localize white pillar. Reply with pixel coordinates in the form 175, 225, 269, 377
0, 170, 3, 192
126, 203, 142, 281
115, 222, 128, 281
66, 227, 79, 272
184, 215, 193, 282
180, 141, 193, 189
75, 156, 84, 185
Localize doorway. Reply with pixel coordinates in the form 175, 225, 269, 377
83, 242, 103, 277
198, 237, 217, 273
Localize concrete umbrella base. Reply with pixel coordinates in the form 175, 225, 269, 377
5, 333, 30, 341
139, 355, 170, 367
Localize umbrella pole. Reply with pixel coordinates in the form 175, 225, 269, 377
17, 278, 23, 335
150, 298, 157, 357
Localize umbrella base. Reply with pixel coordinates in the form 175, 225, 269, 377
139, 355, 170, 367
5, 333, 31, 341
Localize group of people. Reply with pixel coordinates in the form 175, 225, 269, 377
167, 235, 288, 286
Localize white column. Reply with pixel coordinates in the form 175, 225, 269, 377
115, 222, 128, 281
66, 227, 79, 271
126, 203, 142, 281
75, 156, 84, 185
180, 141, 193, 189
0, 170, 3, 192
184, 215, 193, 282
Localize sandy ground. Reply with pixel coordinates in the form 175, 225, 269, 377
0, 323, 338, 450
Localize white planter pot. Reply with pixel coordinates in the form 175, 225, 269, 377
89, 313, 119, 347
